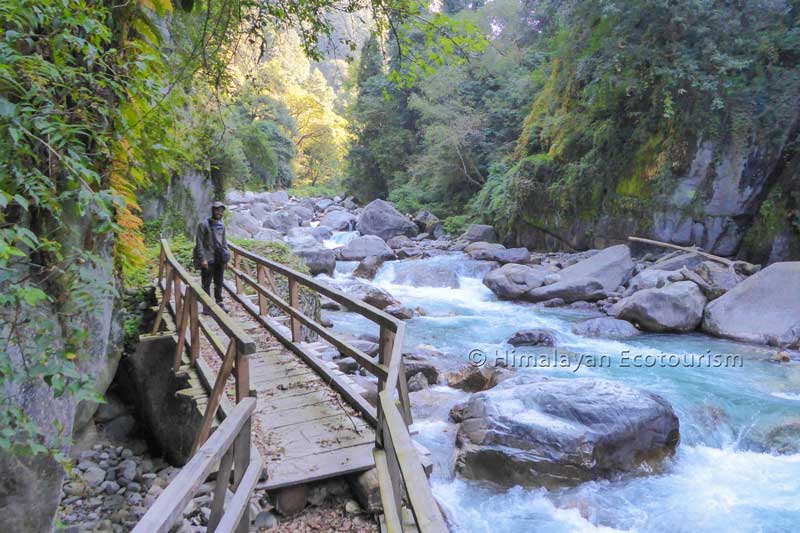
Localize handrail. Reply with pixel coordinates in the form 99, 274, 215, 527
229, 242, 399, 332
133, 398, 261, 533
152, 239, 256, 453
226, 242, 447, 532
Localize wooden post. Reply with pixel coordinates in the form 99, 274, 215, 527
234, 251, 243, 294
174, 276, 183, 330
235, 344, 250, 404
189, 291, 200, 364
157, 246, 165, 286
288, 276, 301, 342
151, 266, 173, 334
397, 360, 413, 426
383, 424, 404, 523
257, 265, 268, 316
232, 416, 252, 533
174, 297, 191, 372
192, 341, 237, 454
376, 325, 394, 448
207, 448, 234, 532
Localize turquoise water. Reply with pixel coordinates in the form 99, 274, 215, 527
321, 248, 800, 532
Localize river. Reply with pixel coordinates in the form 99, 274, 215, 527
321, 235, 800, 532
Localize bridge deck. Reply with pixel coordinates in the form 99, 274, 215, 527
174, 279, 376, 491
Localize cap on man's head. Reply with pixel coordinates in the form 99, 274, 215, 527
211, 201, 226, 210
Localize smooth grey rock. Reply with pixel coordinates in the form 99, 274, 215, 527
702, 262, 800, 347
384, 304, 414, 320
353, 256, 384, 280
252, 228, 283, 242
459, 224, 497, 244
525, 277, 606, 303
624, 269, 676, 296
228, 211, 261, 238
506, 329, 556, 347
493, 247, 532, 264
261, 210, 301, 234
339, 235, 394, 261
611, 281, 707, 332
572, 317, 641, 339
118, 459, 137, 481
356, 199, 418, 241
285, 204, 313, 221
315, 198, 334, 211
329, 278, 399, 310
454, 375, 680, 488
407, 372, 429, 392
386, 235, 413, 249
556, 244, 634, 292
649, 252, 705, 272
482, 264, 548, 299
287, 236, 335, 276
319, 210, 357, 231
83, 466, 107, 487
286, 226, 330, 243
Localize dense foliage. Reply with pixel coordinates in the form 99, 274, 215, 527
0, 0, 483, 463
346, 0, 800, 250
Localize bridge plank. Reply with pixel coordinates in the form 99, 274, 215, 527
260, 441, 375, 491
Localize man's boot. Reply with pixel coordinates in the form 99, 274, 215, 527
217, 301, 229, 313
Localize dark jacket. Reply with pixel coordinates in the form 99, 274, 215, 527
193, 218, 230, 268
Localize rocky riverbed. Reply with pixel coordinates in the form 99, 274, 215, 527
217, 189, 800, 531
74, 189, 799, 532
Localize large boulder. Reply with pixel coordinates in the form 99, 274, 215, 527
393, 263, 460, 289
252, 228, 283, 242
262, 209, 301, 234
694, 261, 743, 295
556, 244, 634, 292
228, 211, 261, 238
702, 262, 800, 347
572, 317, 641, 339
285, 204, 314, 222
320, 210, 357, 231
286, 226, 331, 243
453, 375, 680, 489
525, 277, 606, 303
356, 199, 418, 241
624, 268, 679, 296
611, 281, 707, 332
483, 264, 549, 299
339, 235, 395, 261
459, 224, 497, 244
330, 278, 399, 310
225, 190, 255, 205
353, 256, 384, 280
413, 210, 439, 231
287, 236, 335, 276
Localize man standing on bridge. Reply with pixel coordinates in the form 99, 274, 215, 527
193, 201, 231, 313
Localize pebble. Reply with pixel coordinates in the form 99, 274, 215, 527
100, 480, 120, 494
118, 459, 137, 481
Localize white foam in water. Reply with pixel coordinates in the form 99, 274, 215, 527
771, 392, 800, 401
323, 252, 800, 531
323, 230, 358, 249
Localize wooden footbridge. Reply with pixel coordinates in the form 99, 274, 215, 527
134, 240, 447, 532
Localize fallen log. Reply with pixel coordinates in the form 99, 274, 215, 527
628, 236, 734, 267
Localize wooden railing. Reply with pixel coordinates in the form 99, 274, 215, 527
133, 398, 261, 533
152, 239, 257, 453
226, 243, 447, 532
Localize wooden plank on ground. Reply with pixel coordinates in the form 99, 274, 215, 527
261, 441, 376, 491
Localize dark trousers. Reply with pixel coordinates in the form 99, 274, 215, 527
200, 261, 225, 303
